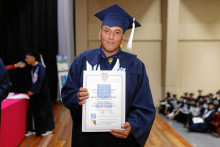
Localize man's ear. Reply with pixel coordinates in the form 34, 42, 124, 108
99, 30, 101, 40
121, 34, 125, 44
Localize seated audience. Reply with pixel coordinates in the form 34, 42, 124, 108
159, 90, 220, 134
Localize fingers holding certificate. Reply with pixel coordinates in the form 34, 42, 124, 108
82, 70, 126, 132
77, 88, 89, 105
110, 122, 131, 139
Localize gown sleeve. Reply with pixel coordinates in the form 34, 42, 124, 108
0, 60, 12, 101
61, 55, 84, 111
4, 64, 16, 71
126, 62, 156, 147
204, 110, 215, 122
30, 65, 45, 94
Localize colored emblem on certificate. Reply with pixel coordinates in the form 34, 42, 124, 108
97, 84, 111, 98
82, 70, 125, 132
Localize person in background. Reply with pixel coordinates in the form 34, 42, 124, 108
212, 98, 219, 113
197, 90, 203, 100
0, 58, 12, 125
174, 98, 191, 125
188, 102, 216, 132
209, 93, 214, 100
178, 96, 185, 107
196, 96, 204, 106
189, 93, 195, 100
165, 94, 178, 116
204, 95, 211, 109
159, 92, 171, 115
25, 51, 54, 136
166, 94, 179, 119
183, 92, 189, 103
5, 61, 26, 71
189, 99, 200, 117
215, 92, 220, 107
186, 102, 205, 128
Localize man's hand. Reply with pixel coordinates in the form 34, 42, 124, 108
77, 88, 89, 105
15, 61, 26, 68
27, 91, 34, 96
110, 122, 131, 139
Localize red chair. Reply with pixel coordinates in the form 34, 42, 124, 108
209, 113, 220, 137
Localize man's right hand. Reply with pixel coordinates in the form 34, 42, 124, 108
77, 88, 89, 105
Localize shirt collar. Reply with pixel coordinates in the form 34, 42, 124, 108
99, 46, 121, 59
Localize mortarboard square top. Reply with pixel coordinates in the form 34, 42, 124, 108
94, 4, 141, 32
26, 51, 39, 59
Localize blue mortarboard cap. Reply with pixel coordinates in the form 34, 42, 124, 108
208, 102, 214, 105
199, 102, 204, 105
26, 51, 46, 67
94, 4, 141, 32
26, 51, 39, 59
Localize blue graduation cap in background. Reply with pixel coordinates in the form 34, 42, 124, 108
94, 4, 141, 50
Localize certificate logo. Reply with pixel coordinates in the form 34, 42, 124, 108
101, 73, 108, 82
91, 113, 96, 125
97, 84, 111, 98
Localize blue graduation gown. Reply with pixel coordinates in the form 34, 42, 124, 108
61, 49, 156, 147
0, 59, 12, 124
189, 109, 216, 132
0, 59, 12, 101
26, 62, 54, 135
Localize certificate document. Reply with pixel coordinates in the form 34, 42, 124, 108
192, 117, 204, 124
82, 70, 125, 132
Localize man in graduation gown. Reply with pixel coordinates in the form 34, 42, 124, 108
25, 51, 54, 136
0, 58, 12, 125
61, 4, 156, 147
188, 102, 216, 132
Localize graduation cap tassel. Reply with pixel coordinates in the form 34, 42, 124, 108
40, 54, 46, 68
127, 18, 135, 51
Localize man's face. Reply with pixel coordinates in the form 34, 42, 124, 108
199, 104, 203, 108
213, 100, 218, 105
208, 105, 214, 110
205, 97, 210, 101
199, 98, 204, 102
25, 55, 36, 65
190, 101, 195, 105
99, 25, 125, 54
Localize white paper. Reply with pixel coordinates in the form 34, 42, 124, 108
6, 93, 30, 100
82, 70, 125, 132
192, 117, 204, 124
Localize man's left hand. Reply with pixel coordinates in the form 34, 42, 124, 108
110, 122, 131, 139
27, 91, 34, 96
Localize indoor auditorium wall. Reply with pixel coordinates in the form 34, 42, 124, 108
177, 0, 220, 97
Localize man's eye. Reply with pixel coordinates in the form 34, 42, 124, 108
105, 30, 109, 33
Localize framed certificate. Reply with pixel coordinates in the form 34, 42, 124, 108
82, 70, 126, 132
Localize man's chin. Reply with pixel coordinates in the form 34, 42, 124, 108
103, 48, 119, 53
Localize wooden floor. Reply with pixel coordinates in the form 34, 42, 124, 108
19, 104, 192, 147
19, 104, 72, 147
